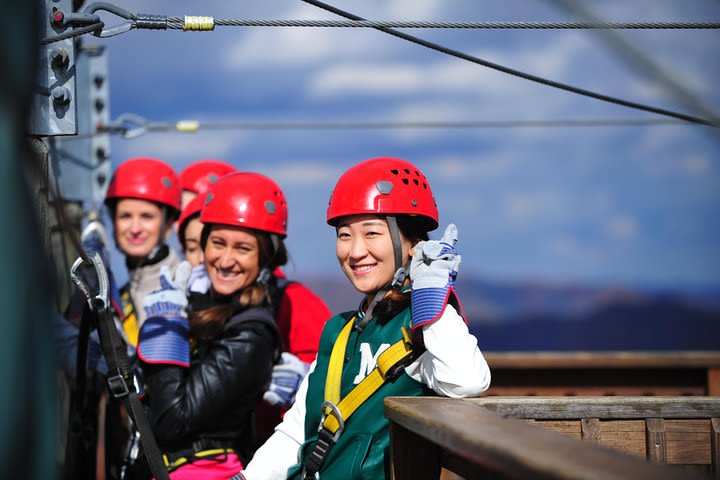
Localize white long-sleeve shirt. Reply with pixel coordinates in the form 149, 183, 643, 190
241, 305, 490, 479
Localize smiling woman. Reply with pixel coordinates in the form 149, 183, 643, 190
238, 157, 491, 480
134, 171, 328, 479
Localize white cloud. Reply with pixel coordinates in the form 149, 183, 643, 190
245, 161, 343, 186
113, 132, 243, 167
606, 214, 638, 240
547, 235, 603, 262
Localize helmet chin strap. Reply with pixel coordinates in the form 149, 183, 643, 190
256, 233, 280, 287
355, 215, 407, 332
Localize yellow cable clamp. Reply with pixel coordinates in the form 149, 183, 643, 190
176, 120, 200, 133
184, 16, 215, 31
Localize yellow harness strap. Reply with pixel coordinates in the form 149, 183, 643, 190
163, 448, 235, 472
321, 317, 413, 434
120, 290, 140, 347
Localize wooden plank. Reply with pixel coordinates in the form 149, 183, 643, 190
600, 420, 646, 459
710, 418, 719, 479
385, 396, 697, 480
582, 418, 601, 443
709, 368, 720, 396
664, 419, 711, 465
534, 420, 581, 439
484, 386, 707, 396
485, 351, 720, 369
389, 422, 441, 480
647, 418, 668, 464
468, 396, 720, 420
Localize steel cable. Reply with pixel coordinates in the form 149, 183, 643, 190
300, 0, 719, 127
163, 18, 720, 29
40, 22, 105, 44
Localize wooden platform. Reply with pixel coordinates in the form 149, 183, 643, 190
483, 351, 720, 396
385, 396, 720, 479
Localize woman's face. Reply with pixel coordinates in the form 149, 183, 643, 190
182, 217, 205, 267
204, 225, 261, 296
114, 198, 169, 260
335, 214, 413, 298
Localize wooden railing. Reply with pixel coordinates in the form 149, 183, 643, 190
385, 396, 720, 479
483, 351, 720, 396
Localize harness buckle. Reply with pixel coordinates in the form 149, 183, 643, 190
302, 401, 345, 480
107, 371, 132, 399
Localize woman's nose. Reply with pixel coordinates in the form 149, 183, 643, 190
216, 250, 235, 268
349, 237, 368, 260
129, 218, 142, 233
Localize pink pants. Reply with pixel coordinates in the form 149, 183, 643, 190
165, 452, 243, 480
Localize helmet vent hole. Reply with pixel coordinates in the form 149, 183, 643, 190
391, 169, 399, 175
423, 183, 427, 189
415, 170, 420, 176
402, 178, 409, 185
161, 177, 172, 188
413, 179, 419, 186
404, 168, 410, 174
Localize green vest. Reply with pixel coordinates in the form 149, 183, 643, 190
287, 307, 432, 480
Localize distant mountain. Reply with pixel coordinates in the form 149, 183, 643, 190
299, 274, 720, 351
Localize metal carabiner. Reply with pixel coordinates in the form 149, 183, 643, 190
83, 2, 136, 38
70, 251, 109, 311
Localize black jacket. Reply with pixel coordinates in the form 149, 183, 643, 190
142, 304, 281, 465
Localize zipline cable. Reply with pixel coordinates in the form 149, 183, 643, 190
163, 18, 720, 30
546, 0, 720, 135
38, 2, 719, 127
59, 115, 692, 140
40, 18, 720, 43
299, 0, 719, 128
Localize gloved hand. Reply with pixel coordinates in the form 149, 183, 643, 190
137, 261, 192, 367
410, 224, 464, 334
188, 264, 211, 294
262, 352, 310, 407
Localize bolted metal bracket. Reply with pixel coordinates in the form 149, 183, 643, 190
54, 44, 111, 210
29, 0, 77, 136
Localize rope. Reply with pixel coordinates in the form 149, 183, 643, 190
163, 18, 720, 30
300, 0, 719, 127
40, 22, 104, 44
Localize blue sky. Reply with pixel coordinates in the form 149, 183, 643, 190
89, 0, 720, 288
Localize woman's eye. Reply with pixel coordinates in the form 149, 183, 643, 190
337, 231, 350, 239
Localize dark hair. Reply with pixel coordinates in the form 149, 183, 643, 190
178, 212, 200, 250
188, 224, 288, 340
373, 215, 429, 324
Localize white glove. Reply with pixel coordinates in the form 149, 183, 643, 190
410, 224, 462, 331
188, 264, 211, 294
262, 352, 310, 407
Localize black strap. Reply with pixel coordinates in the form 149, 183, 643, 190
92, 300, 171, 480
63, 292, 98, 480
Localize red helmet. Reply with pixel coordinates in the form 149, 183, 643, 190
179, 160, 237, 194
200, 172, 288, 236
327, 157, 438, 231
178, 192, 207, 245
105, 157, 181, 213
